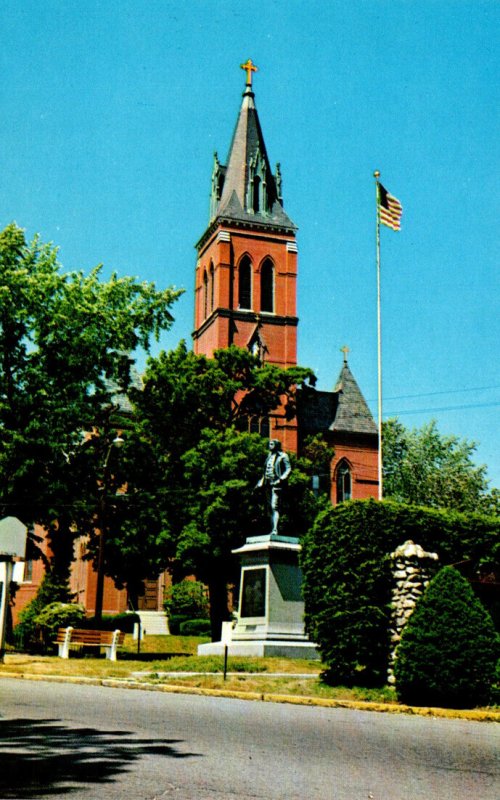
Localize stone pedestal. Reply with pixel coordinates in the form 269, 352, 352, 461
198, 534, 319, 659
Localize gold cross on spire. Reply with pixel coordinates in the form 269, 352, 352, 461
340, 345, 350, 363
240, 58, 258, 86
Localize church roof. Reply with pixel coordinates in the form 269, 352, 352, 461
209, 78, 296, 233
297, 359, 377, 438
330, 360, 377, 435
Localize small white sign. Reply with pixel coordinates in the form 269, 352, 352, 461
220, 621, 233, 646
0, 517, 28, 558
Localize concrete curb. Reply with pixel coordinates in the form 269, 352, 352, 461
1, 671, 499, 722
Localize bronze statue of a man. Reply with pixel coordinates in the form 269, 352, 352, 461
256, 439, 291, 536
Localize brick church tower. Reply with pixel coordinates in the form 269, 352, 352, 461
192, 61, 299, 450
193, 60, 297, 368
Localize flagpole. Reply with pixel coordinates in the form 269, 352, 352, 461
374, 170, 383, 500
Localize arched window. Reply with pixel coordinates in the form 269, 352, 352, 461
336, 460, 352, 503
260, 259, 274, 313
240, 416, 271, 438
203, 270, 208, 319
253, 176, 261, 212
238, 256, 252, 309
260, 417, 270, 439
209, 262, 215, 312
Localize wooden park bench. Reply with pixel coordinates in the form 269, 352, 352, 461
55, 627, 125, 661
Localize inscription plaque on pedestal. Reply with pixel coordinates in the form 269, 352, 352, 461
240, 567, 266, 618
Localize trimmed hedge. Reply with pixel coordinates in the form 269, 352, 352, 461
179, 619, 212, 636
301, 499, 499, 685
394, 567, 500, 708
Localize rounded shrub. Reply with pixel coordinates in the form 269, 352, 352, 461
14, 600, 85, 653
164, 580, 209, 618
35, 602, 85, 651
394, 566, 500, 708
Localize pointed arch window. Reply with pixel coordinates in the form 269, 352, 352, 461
260, 417, 270, 439
239, 416, 271, 439
336, 460, 352, 503
203, 270, 208, 319
260, 259, 274, 313
253, 176, 261, 213
209, 262, 215, 312
238, 256, 252, 309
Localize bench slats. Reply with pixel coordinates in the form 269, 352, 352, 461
55, 628, 125, 645
55, 627, 125, 660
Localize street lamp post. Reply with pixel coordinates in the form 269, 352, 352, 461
94, 435, 124, 623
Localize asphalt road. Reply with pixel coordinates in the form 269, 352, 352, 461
0, 678, 499, 799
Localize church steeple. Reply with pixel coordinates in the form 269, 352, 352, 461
208, 63, 295, 231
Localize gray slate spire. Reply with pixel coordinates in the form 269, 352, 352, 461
209, 80, 295, 232
330, 360, 377, 435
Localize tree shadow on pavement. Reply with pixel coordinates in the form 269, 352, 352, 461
0, 717, 200, 798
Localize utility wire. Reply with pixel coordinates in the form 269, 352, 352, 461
384, 400, 500, 417
370, 384, 500, 403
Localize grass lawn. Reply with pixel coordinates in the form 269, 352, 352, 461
2, 635, 498, 714
1, 634, 396, 704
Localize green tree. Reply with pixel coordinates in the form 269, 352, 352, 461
382, 418, 490, 512
0, 223, 181, 601
177, 427, 268, 637
394, 566, 500, 708
126, 343, 316, 639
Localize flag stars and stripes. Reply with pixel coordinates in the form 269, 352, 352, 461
378, 183, 403, 230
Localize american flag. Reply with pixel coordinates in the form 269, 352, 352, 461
378, 183, 403, 230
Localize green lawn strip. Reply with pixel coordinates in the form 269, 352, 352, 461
2, 634, 498, 715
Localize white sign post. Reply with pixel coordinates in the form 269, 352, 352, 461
0, 517, 28, 661
220, 621, 233, 680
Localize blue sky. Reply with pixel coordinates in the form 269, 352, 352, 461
1, 1, 499, 488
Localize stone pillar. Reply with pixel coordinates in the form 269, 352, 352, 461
388, 540, 439, 684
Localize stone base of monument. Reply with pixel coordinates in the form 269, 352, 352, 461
197, 534, 319, 660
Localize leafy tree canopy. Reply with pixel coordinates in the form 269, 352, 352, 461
383, 418, 492, 513
133, 341, 314, 458
0, 223, 182, 596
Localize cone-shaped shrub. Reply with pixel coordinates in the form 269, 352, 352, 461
394, 566, 499, 708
